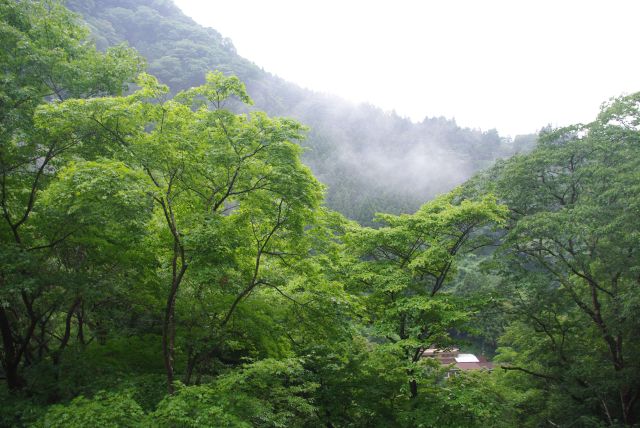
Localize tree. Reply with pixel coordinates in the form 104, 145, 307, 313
493, 93, 640, 426
346, 189, 507, 398
0, 0, 142, 390
42, 71, 324, 393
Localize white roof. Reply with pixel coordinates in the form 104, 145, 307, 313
455, 354, 479, 363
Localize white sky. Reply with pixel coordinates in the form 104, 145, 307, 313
173, 0, 640, 136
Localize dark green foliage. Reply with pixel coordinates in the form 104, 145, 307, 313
469, 94, 640, 426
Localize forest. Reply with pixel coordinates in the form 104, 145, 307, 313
1, 1, 639, 427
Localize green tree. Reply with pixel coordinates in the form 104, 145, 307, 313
42, 71, 324, 393
0, 0, 142, 390
493, 93, 640, 426
346, 190, 507, 398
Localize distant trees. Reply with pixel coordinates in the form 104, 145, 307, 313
66, 0, 534, 226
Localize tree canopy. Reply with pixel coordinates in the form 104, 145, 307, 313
1, 1, 639, 427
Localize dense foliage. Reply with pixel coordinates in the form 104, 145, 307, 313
486, 95, 640, 426
1, 1, 638, 427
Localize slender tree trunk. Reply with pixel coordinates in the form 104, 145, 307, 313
0, 307, 25, 390
183, 347, 196, 385
52, 298, 81, 365
407, 358, 418, 399
3, 361, 24, 391
37, 320, 47, 360
77, 304, 85, 346
156, 182, 188, 395
95, 321, 108, 345
162, 240, 188, 394
0, 296, 37, 391
162, 280, 178, 394
409, 379, 418, 398
618, 379, 638, 425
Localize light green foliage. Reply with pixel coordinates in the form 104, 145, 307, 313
38, 391, 147, 428
36, 160, 152, 263
176, 70, 253, 107
403, 371, 516, 428
38, 359, 320, 427
301, 337, 516, 427
153, 359, 318, 428
38, 64, 325, 391
0, 0, 143, 241
347, 190, 507, 353
0, 0, 144, 394
342, 188, 507, 421
0, 0, 142, 126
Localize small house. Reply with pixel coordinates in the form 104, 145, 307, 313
421, 347, 493, 376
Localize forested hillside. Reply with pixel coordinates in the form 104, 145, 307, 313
1, 1, 638, 427
65, 0, 536, 224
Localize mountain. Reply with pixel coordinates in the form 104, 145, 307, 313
66, 0, 536, 223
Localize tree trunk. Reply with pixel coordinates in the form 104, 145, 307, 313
162, 259, 187, 395
162, 281, 178, 394
620, 386, 638, 426
76, 304, 85, 346
4, 362, 25, 391
157, 190, 188, 395
0, 307, 25, 390
183, 347, 196, 385
409, 379, 418, 398
52, 298, 81, 365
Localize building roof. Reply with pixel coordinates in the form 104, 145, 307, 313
455, 354, 480, 363
421, 347, 494, 371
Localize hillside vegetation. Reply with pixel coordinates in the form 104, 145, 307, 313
66, 0, 536, 224
1, 1, 638, 427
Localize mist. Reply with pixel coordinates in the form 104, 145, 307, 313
263, 88, 517, 223
70, 0, 536, 224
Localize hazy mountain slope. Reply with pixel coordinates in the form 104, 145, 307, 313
67, 0, 535, 223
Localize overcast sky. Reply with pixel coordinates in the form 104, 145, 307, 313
173, 0, 639, 136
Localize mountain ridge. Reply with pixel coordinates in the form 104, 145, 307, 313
67, 0, 537, 223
